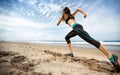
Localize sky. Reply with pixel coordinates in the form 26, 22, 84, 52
0, 0, 120, 42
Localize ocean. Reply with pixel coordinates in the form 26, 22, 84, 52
29, 41, 120, 50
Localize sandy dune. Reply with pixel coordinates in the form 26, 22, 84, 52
0, 41, 120, 75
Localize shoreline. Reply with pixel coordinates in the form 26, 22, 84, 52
1, 41, 120, 50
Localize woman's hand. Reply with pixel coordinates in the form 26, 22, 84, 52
83, 14, 87, 18
57, 23, 59, 26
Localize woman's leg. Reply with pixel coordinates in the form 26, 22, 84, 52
99, 44, 111, 58
99, 44, 120, 72
68, 43, 73, 52
75, 27, 112, 58
65, 30, 77, 55
74, 25, 120, 72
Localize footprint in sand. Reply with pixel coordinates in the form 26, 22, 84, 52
0, 51, 16, 58
10, 56, 34, 72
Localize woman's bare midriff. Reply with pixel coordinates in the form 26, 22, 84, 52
67, 19, 76, 27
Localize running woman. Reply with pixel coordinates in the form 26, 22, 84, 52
56, 7, 120, 72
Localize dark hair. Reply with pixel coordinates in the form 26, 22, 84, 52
63, 7, 71, 15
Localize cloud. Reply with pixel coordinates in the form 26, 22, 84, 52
0, 15, 58, 41
0, 15, 48, 28
36, 2, 62, 20
18, 0, 37, 5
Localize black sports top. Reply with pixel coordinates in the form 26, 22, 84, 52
65, 14, 75, 24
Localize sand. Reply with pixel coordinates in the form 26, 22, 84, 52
0, 41, 120, 75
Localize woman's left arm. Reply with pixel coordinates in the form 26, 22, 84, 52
72, 8, 87, 18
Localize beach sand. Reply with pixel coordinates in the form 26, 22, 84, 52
0, 41, 120, 75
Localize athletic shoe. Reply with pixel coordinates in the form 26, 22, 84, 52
111, 54, 120, 72
65, 52, 74, 57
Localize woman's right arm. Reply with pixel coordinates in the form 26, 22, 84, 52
72, 8, 87, 18
56, 16, 63, 26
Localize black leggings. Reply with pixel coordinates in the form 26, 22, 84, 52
65, 24, 100, 48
